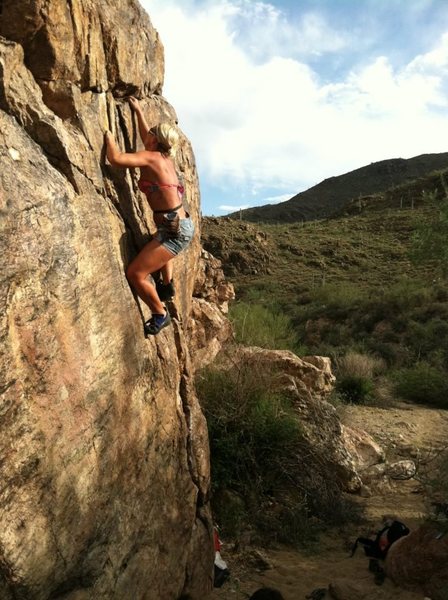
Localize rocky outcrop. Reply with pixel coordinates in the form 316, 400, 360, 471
216, 347, 363, 492
341, 426, 385, 474
201, 217, 272, 277
0, 2, 231, 599
188, 251, 235, 371
386, 524, 448, 600
226, 347, 335, 399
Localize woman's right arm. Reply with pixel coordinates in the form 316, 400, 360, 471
105, 131, 152, 167
129, 97, 150, 144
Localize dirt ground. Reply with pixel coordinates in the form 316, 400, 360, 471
209, 402, 448, 600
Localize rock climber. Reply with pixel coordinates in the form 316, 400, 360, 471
104, 97, 195, 336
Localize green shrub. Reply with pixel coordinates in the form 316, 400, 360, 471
336, 375, 374, 404
229, 302, 298, 351
410, 196, 448, 276
394, 363, 448, 408
366, 341, 404, 366
334, 351, 384, 404
211, 490, 247, 538
363, 279, 433, 325
197, 366, 300, 495
196, 359, 359, 543
405, 318, 448, 364
307, 283, 366, 317
255, 498, 318, 546
322, 323, 353, 347
383, 279, 432, 311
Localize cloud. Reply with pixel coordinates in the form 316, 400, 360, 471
218, 204, 251, 211
218, 192, 291, 212
221, 2, 349, 62
407, 31, 448, 75
145, 0, 448, 206
260, 193, 294, 204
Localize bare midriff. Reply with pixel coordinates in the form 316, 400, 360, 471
138, 181, 187, 223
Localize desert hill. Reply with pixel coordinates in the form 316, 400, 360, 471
202, 166, 448, 383
204, 166, 448, 294
206, 165, 448, 600
228, 152, 448, 223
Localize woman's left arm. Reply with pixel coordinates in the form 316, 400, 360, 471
105, 131, 152, 168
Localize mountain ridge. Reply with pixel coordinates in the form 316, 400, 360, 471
228, 152, 448, 223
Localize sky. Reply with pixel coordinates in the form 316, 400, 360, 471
142, 0, 448, 216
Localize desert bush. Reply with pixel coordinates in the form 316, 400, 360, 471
366, 340, 405, 366
321, 323, 353, 347
410, 196, 448, 276
414, 445, 448, 528
394, 363, 448, 408
257, 500, 317, 545
405, 319, 448, 367
196, 363, 302, 530
196, 358, 361, 544
371, 376, 396, 405
229, 301, 298, 351
308, 283, 366, 314
367, 279, 433, 320
336, 375, 374, 404
334, 352, 383, 404
336, 351, 385, 379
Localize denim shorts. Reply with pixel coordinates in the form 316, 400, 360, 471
155, 217, 195, 256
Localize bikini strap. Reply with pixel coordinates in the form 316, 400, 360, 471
153, 203, 183, 214
139, 180, 185, 195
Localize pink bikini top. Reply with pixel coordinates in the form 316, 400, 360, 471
138, 180, 185, 214
138, 180, 184, 196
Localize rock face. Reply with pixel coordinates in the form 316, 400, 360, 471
0, 2, 230, 599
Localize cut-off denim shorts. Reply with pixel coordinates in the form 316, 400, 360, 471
155, 217, 195, 256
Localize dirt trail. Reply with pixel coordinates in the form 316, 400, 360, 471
209, 402, 448, 600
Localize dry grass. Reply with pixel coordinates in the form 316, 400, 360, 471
335, 351, 386, 379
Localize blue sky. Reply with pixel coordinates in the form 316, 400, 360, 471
143, 0, 448, 215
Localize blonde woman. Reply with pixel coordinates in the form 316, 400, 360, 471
105, 97, 195, 336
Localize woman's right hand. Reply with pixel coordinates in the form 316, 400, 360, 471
129, 96, 141, 112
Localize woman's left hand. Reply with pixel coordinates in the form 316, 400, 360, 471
129, 96, 141, 112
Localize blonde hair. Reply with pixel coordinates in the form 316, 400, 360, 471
152, 122, 179, 158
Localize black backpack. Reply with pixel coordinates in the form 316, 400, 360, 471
350, 520, 410, 560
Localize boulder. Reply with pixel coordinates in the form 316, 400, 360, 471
386, 460, 417, 480
217, 346, 362, 492
386, 524, 448, 600
341, 425, 385, 472
227, 347, 335, 400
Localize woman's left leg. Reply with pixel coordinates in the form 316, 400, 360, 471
160, 261, 173, 285
126, 239, 175, 314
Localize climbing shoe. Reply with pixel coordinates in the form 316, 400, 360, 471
156, 279, 175, 301
144, 311, 172, 336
